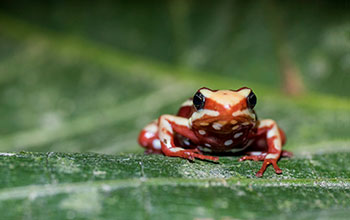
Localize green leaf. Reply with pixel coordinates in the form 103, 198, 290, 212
0, 6, 349, 220
0, 152, 350, 219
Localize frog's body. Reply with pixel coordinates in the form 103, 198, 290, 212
138, 87, 290, 177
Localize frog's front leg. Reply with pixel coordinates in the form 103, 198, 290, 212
239, 119, 284, 177
158, 114, 218, 161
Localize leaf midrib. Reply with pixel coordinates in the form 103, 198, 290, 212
1, 177, 349, 201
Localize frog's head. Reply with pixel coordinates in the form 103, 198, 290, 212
189, 87, 257, 133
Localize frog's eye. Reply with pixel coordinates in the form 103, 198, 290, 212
193, 91, 205, 110
247, 91, 257, 109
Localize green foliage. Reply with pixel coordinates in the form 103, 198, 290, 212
0, 152, 350, 219
0, 2, 349, 219
0, 14, 348, 154
1, 0, 349, 96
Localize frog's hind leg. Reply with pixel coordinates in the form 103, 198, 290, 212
138, 120, 162, 154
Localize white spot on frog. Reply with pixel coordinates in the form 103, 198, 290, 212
230, 120, 237, 124
212, 123, 222, 130
198, 146, 212, 152
199, 130, 206, 135
204, 143, 211, 147
234, 132, 243, 139
250, 151, 263, 156
144, 132, 154, 139
183, 140, 190, 146
224, 140, 233, 146
152, 139, 161, 149
231, 125, 239, 130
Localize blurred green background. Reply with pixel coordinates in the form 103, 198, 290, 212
0, 1, 350, 219
0, 0, 349, 155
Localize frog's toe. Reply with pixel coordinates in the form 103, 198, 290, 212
238, 155, 265, 162
181, 150, 218, 162
196, 153, 219, 162
187, 148, 203, 154
256, 159, 282, 177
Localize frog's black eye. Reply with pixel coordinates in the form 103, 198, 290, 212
193, 91, 205, 110
247, 91, 257, 109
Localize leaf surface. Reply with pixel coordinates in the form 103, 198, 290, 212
1, 152, 350, 219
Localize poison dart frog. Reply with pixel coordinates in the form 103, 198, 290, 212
138, 87, 291, 177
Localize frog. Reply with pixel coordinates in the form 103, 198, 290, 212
138, 87, 291, 177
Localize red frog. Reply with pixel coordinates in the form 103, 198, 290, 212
138, 87, 291, 177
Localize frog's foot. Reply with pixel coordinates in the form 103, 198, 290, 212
238, 153, 266, 161
165, 148, 218, 162
239, 118, 288, 177
256, 159, 282, 177
185, 148, 202, 154
179, 149, 219, 162
239, 154, 282, 177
